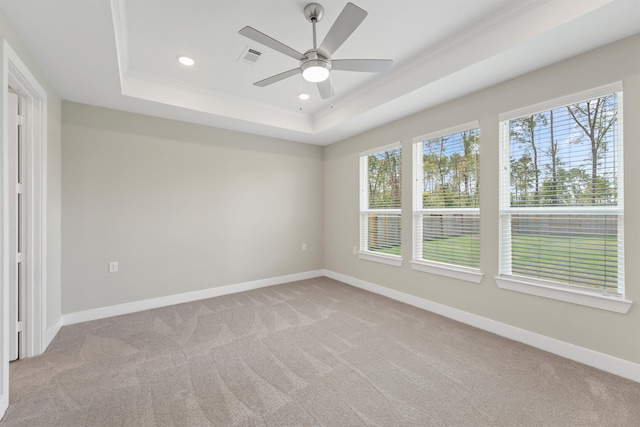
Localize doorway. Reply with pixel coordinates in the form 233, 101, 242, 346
2, 38, 50, 419
7, 89, 25, 361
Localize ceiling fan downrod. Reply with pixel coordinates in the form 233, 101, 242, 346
304, 3, 324, 50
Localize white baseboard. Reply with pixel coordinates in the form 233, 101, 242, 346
323, 269, 640, 383
63, 270, 324, 326
0, 393, 6, 423
43, 316, 63, 351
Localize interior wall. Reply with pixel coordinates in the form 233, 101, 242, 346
61, 102, 324, 314
324, 35, 640, 364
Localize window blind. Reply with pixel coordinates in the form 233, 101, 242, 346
499, 85, 623, 294
360, 143, 402, 257
413, 123, 480, 269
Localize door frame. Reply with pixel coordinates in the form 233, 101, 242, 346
1, 38, 48, 417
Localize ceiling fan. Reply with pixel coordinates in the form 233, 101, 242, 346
239, 2, 393, 99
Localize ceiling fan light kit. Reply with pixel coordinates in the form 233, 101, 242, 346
301, 57, 331, 83
239, 2, 392, 100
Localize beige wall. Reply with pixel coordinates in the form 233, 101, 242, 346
61, 102, 324, 314
0, 8, 63, 339
324, 35, 640, 364
46, 102, 62, 329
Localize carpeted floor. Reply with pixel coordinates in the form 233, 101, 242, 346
2, 277, 639, 426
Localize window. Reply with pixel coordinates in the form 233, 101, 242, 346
412, 122, 482, 282
498, 83, 629, 312
359, 143, 402, 266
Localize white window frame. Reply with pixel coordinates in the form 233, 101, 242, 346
359, 142, 402, 267
496, 82, 631, 313
411, 121, 482, 283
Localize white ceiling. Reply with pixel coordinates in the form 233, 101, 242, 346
1, 0, 639, 145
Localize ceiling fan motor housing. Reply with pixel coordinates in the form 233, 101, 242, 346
302, 50, 331, 70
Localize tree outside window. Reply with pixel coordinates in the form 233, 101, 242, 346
413, 124, 480, 270
501, 90, 623, 293
360, 144, 402, 258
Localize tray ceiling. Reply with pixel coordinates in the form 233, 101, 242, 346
1, 0, 638, 144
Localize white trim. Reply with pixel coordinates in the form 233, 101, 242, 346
495, 275, 632, 314
5, 41, 48, 358
410, 260, 483, 283
323, 269, 640, 383
0, 36, 10, 420
109, 0, 129, 81
358, 251, 403, 267
1, 38, 48, 418
359, 144, 403, 258
361, 208, 401, 215
412, 125, 481, 273
63, 270, 324, 325
498, 85, 625, 298
413, 120, 480, 143
43, 316, 62, 348
505, 206, 622, 215
616, 89, 625, 296
359, 141, 401, 157
414, 207, 481, 215
499, 81, 624, 121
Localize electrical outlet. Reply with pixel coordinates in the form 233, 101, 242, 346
108, 261, 118, 273
302, 243, 307, 251
353, 246, 357, 254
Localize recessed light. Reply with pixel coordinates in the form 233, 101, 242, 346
177, 55, 195, 66
298, 93, 310, 101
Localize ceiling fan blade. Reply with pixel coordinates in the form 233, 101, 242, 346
318, 3, 367, 58
331, 59, 393, 73
317, 79, 334, 100
239, 26, 306, 61
253, 68, 301, 87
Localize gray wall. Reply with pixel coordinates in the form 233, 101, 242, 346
62, 103, 324, 314
324, 35, 640, 364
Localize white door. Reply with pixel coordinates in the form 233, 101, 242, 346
7, 90, 23, 362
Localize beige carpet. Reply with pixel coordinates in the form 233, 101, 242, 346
1, 277, 639, 426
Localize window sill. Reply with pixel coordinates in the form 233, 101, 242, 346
411, 261, 483, 283
495, 275, 632, 314
358, 251, 403, 267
